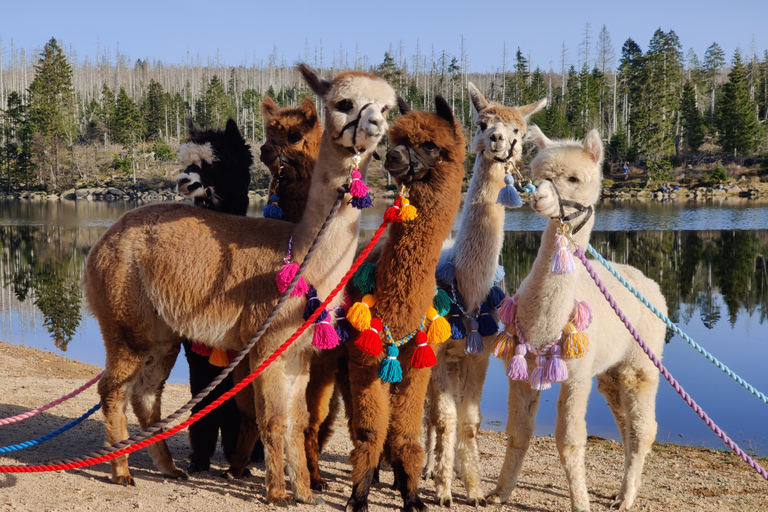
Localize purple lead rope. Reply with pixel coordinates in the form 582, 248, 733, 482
573, 247, 768, 481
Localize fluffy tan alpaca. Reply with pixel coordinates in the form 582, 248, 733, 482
425, 83, 546, 507
486, 126, 666, 512
83, 65, 396, 505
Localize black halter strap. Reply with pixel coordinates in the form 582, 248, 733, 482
335, 102, 374, 152
545, 179, 593, 235
492, 138, 517, 163
407, 145, 434, 174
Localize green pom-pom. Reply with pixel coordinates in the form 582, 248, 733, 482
353, 262, 376, 295
433, 288, 453, 317
377, 344, 402, 383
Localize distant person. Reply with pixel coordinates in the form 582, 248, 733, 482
623, 161, 629, 180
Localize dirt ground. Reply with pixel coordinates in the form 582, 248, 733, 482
0, 341, 766, 512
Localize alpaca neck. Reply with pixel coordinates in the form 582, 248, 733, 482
516, 215, 595, 349
451, 158, 506, 314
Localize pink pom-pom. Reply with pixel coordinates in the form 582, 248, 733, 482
349, 170, 369, 198
529, 355, 551, 390
572, 299, 593, 331
275, 262, 309, 297
506, 343, 529, 381
292, 276, 309, 297
545, 345, 568, 383
550, 234, 575, 275
498, 295, 518, 325
312, 320, 340, 349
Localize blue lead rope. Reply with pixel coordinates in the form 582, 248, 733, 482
0, 403, 102, 453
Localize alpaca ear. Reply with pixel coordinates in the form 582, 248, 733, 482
519, 98, 548, 121
434, 95, 454, 126
225, 118, 245, 145
261, 95, 280, 119
527, 125, 553, 149
397, 96, 410, 115
297, 63, 332, 99
583, 129, 604, 164
186, 117, 198, 137
467, 82, 488, 118
299, 96, 318, 123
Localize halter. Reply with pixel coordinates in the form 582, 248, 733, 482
544, 178, 593, 235
405, 143, 436, 178
335, 102, 374, 153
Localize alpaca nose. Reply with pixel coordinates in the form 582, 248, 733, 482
490, 131, 505, 143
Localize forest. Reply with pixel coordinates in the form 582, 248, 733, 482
1, 26, 767, 193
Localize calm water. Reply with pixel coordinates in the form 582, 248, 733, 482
1, 198, 767, 457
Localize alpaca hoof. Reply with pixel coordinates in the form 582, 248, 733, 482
111, 475, 135, 486
187, 460, 210, 473
485, 493, 503, 505
435, 496, 452, 508
168, 469, 189, 480
345, 497, 368, 512
310, 478, 328, 492
297, 495, 325, 506
404, 499, 428, 512
610, 497, 630, 511
268, 495, 296, 507
467, 496, 486, 508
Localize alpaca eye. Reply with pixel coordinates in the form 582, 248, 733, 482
288, 131, 302, 144
478, 122, 487, 132
421, 141, 438, 151
513, 128, 519, 134
381, 106, 390, 115
568, 176, 580, 183
336, 99, 353, 113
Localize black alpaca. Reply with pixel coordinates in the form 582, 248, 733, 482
175, 118, 264, 472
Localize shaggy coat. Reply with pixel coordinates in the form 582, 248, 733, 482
487, 127, 666, 512
425, 83, 546, 507
84, 65, 395, 506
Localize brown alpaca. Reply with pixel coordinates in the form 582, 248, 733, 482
259, 95, 323, 223
83, 65, 395, 505
314, 96, 466, 512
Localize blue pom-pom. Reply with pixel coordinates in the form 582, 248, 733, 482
433, 288, 453, 316
378, 344, 403, 383
477, 303, 500, 336
304, 286, 322, 320
465, 318, 483, 354
524, 183, 536, 194
335, 316, 353, 343
485, 286, 506, 309
497, 174, 523, 208
262, 202, 284, 219
435, 260, 455, 286
448, 304, 466, 339
493, 264, 505, 285
350, 192, 373, 209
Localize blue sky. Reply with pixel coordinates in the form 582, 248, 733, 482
1, 1, 766, 73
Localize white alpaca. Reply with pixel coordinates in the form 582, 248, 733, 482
425, 83, 546, 507
486, 127, 666, 512
83, 65, 396, 506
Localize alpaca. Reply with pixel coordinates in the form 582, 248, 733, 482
486, 126, 667, 512
337, 96, 467, 512
83, 65, 396, 506
425, 83, 546, 507
175, 101, 322, 473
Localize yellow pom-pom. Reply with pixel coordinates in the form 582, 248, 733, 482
426, 309, 451, 344
398, 198, 418, 221
347, 294, 376, 331
563, 322, 589, 359
209, 348, 230, 367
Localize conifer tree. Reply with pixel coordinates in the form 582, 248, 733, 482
142, 79, 166, 140
113, 87, 142, 145
717, 51, 763, 154
27, 38, 76, 144
680, 80, 705, 151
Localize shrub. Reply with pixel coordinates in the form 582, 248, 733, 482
152, 138, 175, 162
646, 158, 673, 185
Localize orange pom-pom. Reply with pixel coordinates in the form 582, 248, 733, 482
563, 322, 589, 359
426, 307, 451, 344
347, 294, 376, 331
209, 348, 230, 367
399, 197, 418, 221
355, 318, 383, 357
410, 331, 436, 369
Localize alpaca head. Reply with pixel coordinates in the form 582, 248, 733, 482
259, 96, 322, 184
528, 126, 604, 220
298, 64, 396, 156
384, 95, 466, 206
175, 118, 253, 215
468, 82, 546, 166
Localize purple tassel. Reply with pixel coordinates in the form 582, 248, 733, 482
550, 233, 575, 275
529, 355, 551, 390
497, 174, 523, 208
545, 345, 568, 383
335, 316, 352, 343
506, 343, 528, 380
498, 295, 517, 326
477, 303, 499, 336
465, 318, 483, 354
573, 299, 593, 331
304, 286, 322, 320
350, 192, 373, 209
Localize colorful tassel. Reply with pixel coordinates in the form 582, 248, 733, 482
572, 299, 593, 331
435, 260, 455, 286
335, 316, 352, 343
477, 303, 499, 336
498, 295, 518, 326
410, 331, 436, 369
378, 343, 403, 382
349, 169, 369, 198
384, 196, 403, 222
209, 348, 230, 367
433, 288, 453, 317
399, 197, 418, 221
312, 310, 340, 349
275, 262, 309, 296
550, 230, 576, 275
493, 264, 505, 285
497, 173, 524, 208
523, 183, 536, 194
465, 318, 483, 354
545, 345, 568, 383
355, 318, 383, 356
448, 304, 466, 339
347, 294, 376, 331
529, 354, 551, 390
563, 322, 589, 359
350, 192, 373, 209
262, 194, 284, 219
304, 286, 322, 320
506, 343, 529, 380
426, 306, 451, 344
491, 327, 515, 360
352, 262, 376, 295
486, 286, 506, 309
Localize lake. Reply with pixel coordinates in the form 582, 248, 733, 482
1, 197, 767, 457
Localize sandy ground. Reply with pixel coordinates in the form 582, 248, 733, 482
0, 341, 766, 512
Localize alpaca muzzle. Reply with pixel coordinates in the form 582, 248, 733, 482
385, 144, 434, 183
537, 179, 593, 234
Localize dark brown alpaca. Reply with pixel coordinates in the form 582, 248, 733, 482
310, 96, 466, 512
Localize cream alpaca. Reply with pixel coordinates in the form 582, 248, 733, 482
425, 83, 546, 507
486, 126, 666, 512
83, 65, 395, 506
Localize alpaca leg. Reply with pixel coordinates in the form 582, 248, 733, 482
555, 379, 593, 512
596, 369, 628, 446
456, 354, 490, 507
388, 366, 432, 512
283, 371, 321, 505
305, 350, 340, 491
225, 358, 260, 478
612, 365, 660, 511
128, 341, 185, 479
428, 363, 458, 507
422, 384, 437, 481
346, 356, 390, 512
487, 379, 540, 504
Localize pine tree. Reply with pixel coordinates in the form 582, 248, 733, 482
1, 92, 34, 188
717, 51, 763, 154
703, 43, 726, 123
142, 79, 166, 140
27, 38, 76, 144
196, 75, 234, 128
680, 81, 705, 151
113, 87, 142, 145
99, 84, 116, 144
